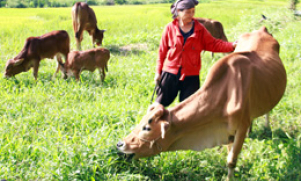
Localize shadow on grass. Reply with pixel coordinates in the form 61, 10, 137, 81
107, 44, 148, 56
4, 72, 119, 89
77, 74, 118, 88
249, 126, 273, 140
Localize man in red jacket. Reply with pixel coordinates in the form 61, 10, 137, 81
152, 0, 236, 108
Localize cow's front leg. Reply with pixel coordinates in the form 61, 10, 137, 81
99, 67, 105, 82
227, 120, 249, 181
33, 60, 40, 80
73, 70, 80, 81
53, 55, 62, 78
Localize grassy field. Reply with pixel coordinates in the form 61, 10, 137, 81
1, 0, 301, 180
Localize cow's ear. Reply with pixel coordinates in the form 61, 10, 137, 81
260, 26, 268, 33
147, 102, 159, 113
6, 63, 13, 70
161, 122, 170, 139
14, 58, 24, 66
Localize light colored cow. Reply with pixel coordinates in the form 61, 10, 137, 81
72, 2, 105, 50
117, 26, 287, 180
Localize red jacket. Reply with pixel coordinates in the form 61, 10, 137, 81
156, 18, 234, 80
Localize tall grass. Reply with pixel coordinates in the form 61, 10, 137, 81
1, 1, 301, 180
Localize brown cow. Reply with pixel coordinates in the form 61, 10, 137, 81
4, 30, 70, 80
196, 17, 228, 57
196, 17, 228, 42
58, 48, 110, 82
72, 2, 105, 50
117, 27, 286, 180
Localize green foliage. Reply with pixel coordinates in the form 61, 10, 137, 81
0, 0, 208, 7
1, 1, 301, 180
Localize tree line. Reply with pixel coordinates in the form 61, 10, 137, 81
0, 0, 176, 8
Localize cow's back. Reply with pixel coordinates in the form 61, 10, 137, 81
247, 52, 286, 118
95, 48, 110, 64
37, 30, 70, 59
215, 51, 287, 119
72, 2, 97, 30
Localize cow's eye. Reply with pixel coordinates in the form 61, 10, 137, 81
148, 119, 153, 124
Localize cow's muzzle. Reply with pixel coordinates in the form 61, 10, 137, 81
3, 73, 11, 79
116, 141, 135, 160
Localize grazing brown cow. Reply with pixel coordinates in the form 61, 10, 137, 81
58, 48, 110, 82
196, 17, 228, 57
72, 2, 105, 50
4, 30, 70, 80
117, 27, 286, 180
196, 17, 228, 42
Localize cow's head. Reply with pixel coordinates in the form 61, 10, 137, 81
117, 104, 170, 159
4, 58, 26, 78
94, 29, 106, 46
235, 26, 279, 53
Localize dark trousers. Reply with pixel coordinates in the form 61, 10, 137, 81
155, 70, 200, 107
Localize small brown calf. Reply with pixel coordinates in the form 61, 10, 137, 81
59, 48, 110, 82
4, 30, 70, 80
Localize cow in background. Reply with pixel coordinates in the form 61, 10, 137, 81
197, 17, 228, 42
117, 27, 286, 180
4, 30, 70, 80
196, 17, 229, 57
72, 2, 105, 50
58, 48, 110, 82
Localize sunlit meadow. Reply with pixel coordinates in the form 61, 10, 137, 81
0, 0, 301, 180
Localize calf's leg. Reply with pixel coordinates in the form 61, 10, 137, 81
73, 70, 80, 81
99, 67, 105, 82
53, 54, 63, 78
33, 60, 40, 80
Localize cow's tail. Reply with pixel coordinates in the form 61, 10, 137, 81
73, 3, 81, 37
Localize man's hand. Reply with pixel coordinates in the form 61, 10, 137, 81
232, 40, 238, 49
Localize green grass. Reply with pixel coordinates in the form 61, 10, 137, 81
1, 1, 301, 180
